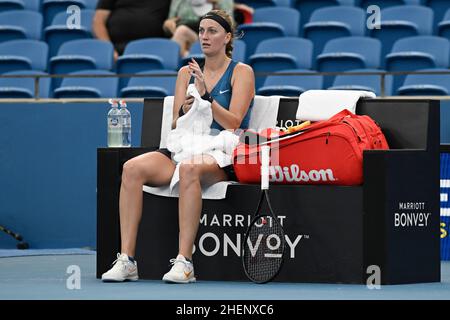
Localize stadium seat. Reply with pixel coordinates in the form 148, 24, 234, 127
42, 0, 86, 27
316, 37, 381, 88
0, 0, 24, 12
232, 39, 246, 63
328, 69, 393, 96
83, 0, 97, 10
0, 70, 51, 98
23, 0, 41, 11
424, 0, 449, 34
356, 0, 421, 9
49, 39, 113, 89
396, 68, 450, 95
369, 5, 433, 61
253, 7, 300, 37
385, 36, 450, 91
120, 70, 177, 98
248, 37, 313, 89
116, 38, 180, 88
303, 6, 366, 63
0, 10, 43, 42
257, 69, 323, 96
53, 69, 118, 98
438, 9, 450, 42
237, 0, 290, 9
44, 9, 95, 57
0, 40, 48, 73
237, 10, 293, 62
291, 0, 355, 32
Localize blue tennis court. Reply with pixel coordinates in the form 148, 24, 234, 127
1, 252, 449, 300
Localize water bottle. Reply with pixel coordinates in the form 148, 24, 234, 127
107, 99, 122, 147
119, 99, 131, 147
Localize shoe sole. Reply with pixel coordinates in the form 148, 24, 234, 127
101, 276, 139, 282
162, 276, 196, 284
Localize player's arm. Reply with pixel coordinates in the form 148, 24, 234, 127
171, 66, 191, 129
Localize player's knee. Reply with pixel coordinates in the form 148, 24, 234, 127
122, 159, 142, 185
179, 162, 200, 185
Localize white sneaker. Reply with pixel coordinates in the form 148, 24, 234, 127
101, 253, 139, 282
162, 254, 196, 283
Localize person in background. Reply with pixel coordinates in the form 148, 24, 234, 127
93, 0, 171, 61
163, 0, 234, 57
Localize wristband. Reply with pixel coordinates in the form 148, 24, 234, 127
201, 91, 214, 103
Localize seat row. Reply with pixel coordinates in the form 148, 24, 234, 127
1, 34, 449, 92
1, 68, 449, 99
237, 5, 450, 62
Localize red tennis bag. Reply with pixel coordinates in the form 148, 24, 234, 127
232, 109, 389, 185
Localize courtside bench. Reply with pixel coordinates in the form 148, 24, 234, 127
97, 97, 440, 284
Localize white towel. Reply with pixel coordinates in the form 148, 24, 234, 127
248, 95, 281, 132
159, 96, 174, 148
296, 90, 376, 121
143, 181, 238, 200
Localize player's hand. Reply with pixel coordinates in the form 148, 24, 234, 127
188, 58, 207, 96
181, 94, 194, 115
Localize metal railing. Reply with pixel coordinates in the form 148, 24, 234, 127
1, 69, 450, 99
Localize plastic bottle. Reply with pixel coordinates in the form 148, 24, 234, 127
119, 99, 131, 147
107, 99, 122, 147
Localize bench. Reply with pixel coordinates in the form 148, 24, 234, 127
97, 97, 440, 284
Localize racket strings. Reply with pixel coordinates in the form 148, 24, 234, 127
243, 216, 285, 283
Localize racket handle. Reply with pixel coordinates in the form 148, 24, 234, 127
260, 145, 270, 190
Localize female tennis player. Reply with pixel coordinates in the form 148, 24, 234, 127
102, 9, 255, 283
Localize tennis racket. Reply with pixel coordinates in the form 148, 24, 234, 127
0, 225, 29, 249
242, 145, 285, 283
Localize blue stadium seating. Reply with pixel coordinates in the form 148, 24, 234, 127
237, 14, 289, 61
0, 0, 24, 12
83, 0, 97, 10
253, 7, 301, 37
0, 10, 43, 42
42, 0, 86, 27
291, 0, 355, 32
316, 37, 381, 88
303, 6, 366, 63
0, 40, 48, 73
23, 0, 41, 11
424, 0, 449, 34
356, 0, 421, 9
438, 9, 450, 42
0, 70, 50, 98
53, 69, 117, 98
249, 37, 313, 89
116, 38, 180, 88
120, 70, 177, 98
370, 5, 433, 61
49, 39, 113, 89
232, 39, 246, 63
237, 0, 290, 9
328, 69, 393, 96
257, 69, 323, 96
385, 36, 450, 91
397, 68, 450, 95
44, 9, 95, 57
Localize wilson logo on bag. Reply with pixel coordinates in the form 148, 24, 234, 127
233, 109, 389, 185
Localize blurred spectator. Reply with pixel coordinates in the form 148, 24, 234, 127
93, 0, 171, 60
163, 0, 234, 57
234, 2, 254, 25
